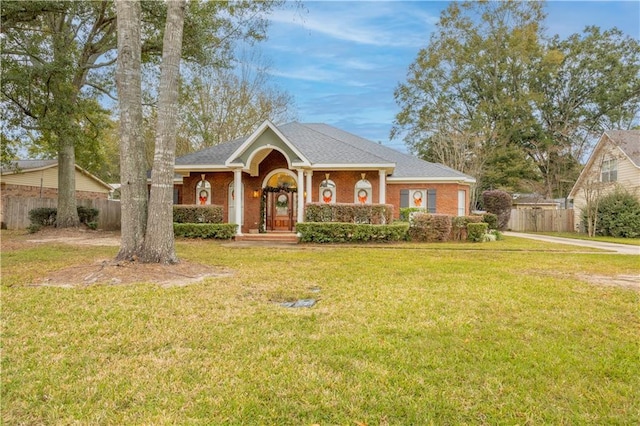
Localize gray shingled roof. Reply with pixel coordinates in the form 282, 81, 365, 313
1, 159, 58, 174
175, 122, 474, 181
606, 130, 640, 167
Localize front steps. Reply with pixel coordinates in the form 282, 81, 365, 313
234, 232, 299, 244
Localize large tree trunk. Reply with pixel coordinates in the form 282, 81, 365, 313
56, 137, 80, 227
115, 0, 147, 261
140, 0, 185, 264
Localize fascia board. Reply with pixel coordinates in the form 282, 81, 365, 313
311, 163, 395, 171
387, 176, 476, 184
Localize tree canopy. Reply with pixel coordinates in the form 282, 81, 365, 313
393, 0, 640, 202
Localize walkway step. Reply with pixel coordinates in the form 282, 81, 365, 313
235, 233, 299, 243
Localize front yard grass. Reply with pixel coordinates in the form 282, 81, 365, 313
2, 233, 639, 424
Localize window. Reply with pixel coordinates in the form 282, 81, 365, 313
401, 189, 436, 213
457, 190, 466, 216
196, 180, 211, 205
319, 179, 336, 204
354, 179, 372, 204
601, 158, 617, 183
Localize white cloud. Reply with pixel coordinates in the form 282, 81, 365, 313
268, 3, 435, 48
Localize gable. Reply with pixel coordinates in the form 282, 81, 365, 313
568, 130, 640, 199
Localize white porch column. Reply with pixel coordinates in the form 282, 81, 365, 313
305, 170, 313, 203
297, 168, 305, 224
234, 168, 243, 235
379, 170, 387, 204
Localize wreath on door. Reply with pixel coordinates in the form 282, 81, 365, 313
275, 194, 289, 209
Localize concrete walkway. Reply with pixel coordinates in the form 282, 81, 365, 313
504, 232, 640, 255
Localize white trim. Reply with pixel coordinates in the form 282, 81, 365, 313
175, 165, 229, 173
297, 169, 304, 223
387, 176, 476, 184
379, 170, 386, 204
311, 163, 395, 172
233, 169, 243, 236
261, 168, 299, 189
225, 120, 311, 168
246, 146, 291, 176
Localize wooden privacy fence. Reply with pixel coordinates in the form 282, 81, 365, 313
1, 197, 121, 230
507, 209, 575, 233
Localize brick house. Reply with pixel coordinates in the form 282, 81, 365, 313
174, 120, 475, 235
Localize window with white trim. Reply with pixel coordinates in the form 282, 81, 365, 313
601, 158, 617, 183
354, 179, 372, 204
319, 179, 336, 204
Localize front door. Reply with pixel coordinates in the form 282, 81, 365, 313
271, 191, 293, 231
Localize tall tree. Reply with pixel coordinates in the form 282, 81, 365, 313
115, 0, 146, 261
141, 0, 185, 264
2, 1, 117, 227
1, 0, 283, 227
180, 51, 297, 150
393, 0, 640, 200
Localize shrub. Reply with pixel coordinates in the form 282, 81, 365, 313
29, 206, 100, 227
407, 213, 452, 242
173, 223, 237, 239
399, 207, 422, 222
482, 190, 512, 230
296, 222, 409, 243
304, 203, 393, 225
28, 207, 57, 226
27, 224, 41, 234
593, 189, 640, 238
77, 206, 99, 224
482, 213, 498, 230
173, 205, 223, 224
450, 215, 483, 241
467, 222, 488, 242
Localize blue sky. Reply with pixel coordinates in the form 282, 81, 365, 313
252, 1, 640, 153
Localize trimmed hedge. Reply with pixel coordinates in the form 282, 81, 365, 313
29, 206, 99, 227
173, 205, 223, 224
296, 222, 409, 243
173, 223, 237, 239
467, 222, 489, 242
407, 213, 452, 242
450, 215, 483, 241
304, 203, 393, 225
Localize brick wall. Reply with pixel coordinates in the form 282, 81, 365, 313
178, 150, 472, 232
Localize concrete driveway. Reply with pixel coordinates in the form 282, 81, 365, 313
504, 232, 640, 255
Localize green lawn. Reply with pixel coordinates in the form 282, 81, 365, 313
2, 233, 639, 424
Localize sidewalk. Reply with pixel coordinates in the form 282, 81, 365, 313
504, 232, 640, 255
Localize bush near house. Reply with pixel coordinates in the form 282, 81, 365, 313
450, 215, 483, 241
482, 190, 512, 230
173, 205, 223, 224
173, 223, 237, 239
467, 222, 489, 242
584, 189, 640, 238
296, 222, 408, 243
28, 206, 99, 229
408, 213, 452, 242
304, 203, 393, 225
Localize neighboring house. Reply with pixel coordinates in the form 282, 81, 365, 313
1, 159, 113, 200
174, 120, 475, 235
568, 130, 640, 230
